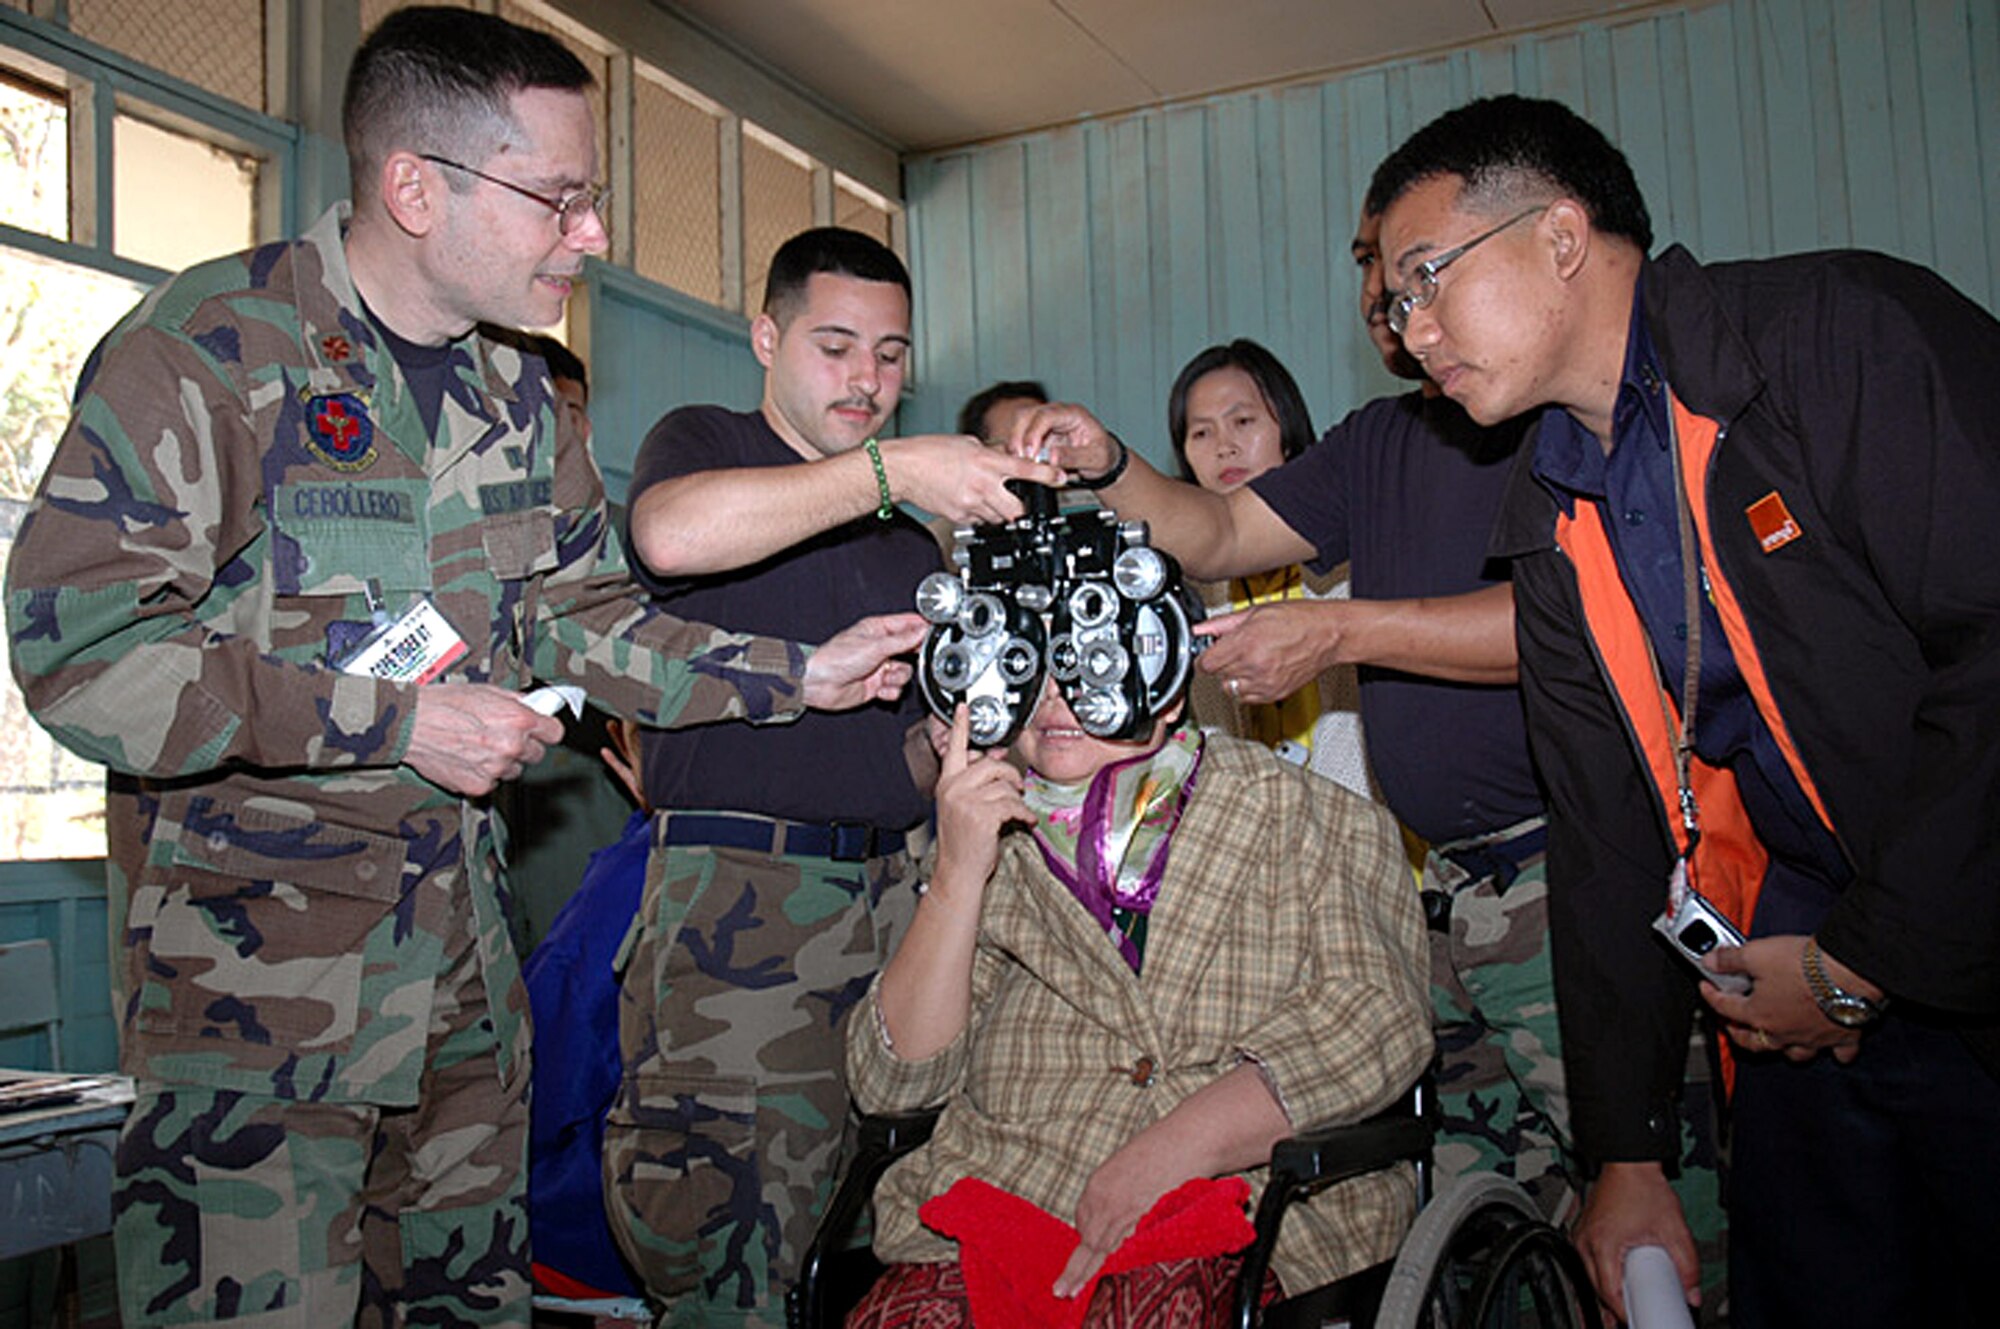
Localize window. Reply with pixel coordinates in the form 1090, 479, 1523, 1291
113, 106, 260, 273
836, 174, 894, 249
69, 0, 265, 113
633, 65, 722, 305
0, 69, 64, 239
1, 13, 292, 862
0, 247, 146, 860
742, 122, 813, 316
360, 0, 479, 38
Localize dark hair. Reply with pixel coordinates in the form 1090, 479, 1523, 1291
1365, 94, 1652, 252
344, 6, 593, 202
1166, 340, 1315, 481
956, 380, 1049, 439
482, 326, 588, 397
525, 333, 587, 394
763, 227, 912, 322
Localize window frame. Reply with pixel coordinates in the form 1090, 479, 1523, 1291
0, 7, 295, 870
0, 6, 296, 287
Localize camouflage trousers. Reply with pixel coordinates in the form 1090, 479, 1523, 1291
111, 906, 529, 1327
1426, 819, 1728, 1313
604, 826, 917, 1328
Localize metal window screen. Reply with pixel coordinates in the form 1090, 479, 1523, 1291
633, 74, 720, 305
498, 1, 610, 182
69, 0, 265, 112
836, 183, 892, 247
359, 0, 479, 39
742, 134, 812, 315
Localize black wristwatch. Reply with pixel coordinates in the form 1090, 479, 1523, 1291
1074, 434, 1129, 490
1802, 937, 1886, 1028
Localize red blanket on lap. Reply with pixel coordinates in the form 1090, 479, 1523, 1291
916, 1176, 1255, 1329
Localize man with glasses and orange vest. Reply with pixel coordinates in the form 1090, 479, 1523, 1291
1370, 94, 2000, 1327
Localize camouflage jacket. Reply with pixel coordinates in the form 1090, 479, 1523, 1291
4, 206, 807, 1103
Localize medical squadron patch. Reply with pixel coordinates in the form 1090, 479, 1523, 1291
304, 392, 377, 471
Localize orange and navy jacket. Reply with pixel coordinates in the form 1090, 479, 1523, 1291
1491, 244, 2000, 1167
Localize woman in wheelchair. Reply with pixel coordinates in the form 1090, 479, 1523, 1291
842, 675, 1433, 1326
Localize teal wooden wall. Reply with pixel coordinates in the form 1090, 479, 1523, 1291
0, 859, 117, 1073
900, 0, 2000, 467
583, 260, 766, 505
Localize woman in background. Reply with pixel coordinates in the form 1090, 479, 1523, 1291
1169, 340, 1372, 799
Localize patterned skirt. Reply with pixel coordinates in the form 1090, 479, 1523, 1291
845, 1255, 1281, 1328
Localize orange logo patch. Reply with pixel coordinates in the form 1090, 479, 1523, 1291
1746, 492, 1801, 553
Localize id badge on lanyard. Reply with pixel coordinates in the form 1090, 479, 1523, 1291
334, 579, 468, 685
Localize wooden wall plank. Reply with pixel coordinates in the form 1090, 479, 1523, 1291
1685, 1, 1754, 259
1162, 103, 1214, 392
970, 145, 1033, 391
1028, 129, 1097, 401
911, 152, 978, 426
1831, 0, 1903, 251
1212, 96, 1270, 347
1964, 0, 2000, 307
1279, 82, 1339, 430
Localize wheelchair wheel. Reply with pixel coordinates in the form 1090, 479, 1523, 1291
1373, 1172, 1597, 1329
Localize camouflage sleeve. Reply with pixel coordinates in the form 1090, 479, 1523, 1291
4, 316, 419, 777
526, 404, 809, 729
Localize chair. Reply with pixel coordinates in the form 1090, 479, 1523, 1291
790, 1078, 1600, 1329
1, 938, 128, 1329
0, 938, 64, 1068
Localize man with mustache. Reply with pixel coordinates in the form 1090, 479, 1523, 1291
607, 226, 1061, 1326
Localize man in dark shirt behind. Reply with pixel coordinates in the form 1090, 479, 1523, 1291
603, 226, 1061, 1327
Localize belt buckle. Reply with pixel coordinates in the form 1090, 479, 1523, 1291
827, 820, 875, 862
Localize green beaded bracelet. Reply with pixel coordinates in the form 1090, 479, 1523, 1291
863, 436, 893, 520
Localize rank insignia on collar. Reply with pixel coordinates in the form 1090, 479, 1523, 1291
320, 333, 353, 362
1746, 491, 1801, 554
304, 392, 377, 471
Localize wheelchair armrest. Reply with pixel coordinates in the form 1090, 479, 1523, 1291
1267, 1114, 1434, 1191
1232, 1096, 1435, 1329
789, 1109, 941, 1329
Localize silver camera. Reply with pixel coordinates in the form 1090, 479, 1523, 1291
1651, 889, 1752, 995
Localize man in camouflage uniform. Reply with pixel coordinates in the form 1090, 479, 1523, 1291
605, 227, 1061, 1326
2, 11, 921, 1327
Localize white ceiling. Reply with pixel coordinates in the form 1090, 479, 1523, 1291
654, 0, 1668, 153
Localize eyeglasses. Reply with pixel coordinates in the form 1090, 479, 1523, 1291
1385, 206, 1545, 336
419, 153, 610, 236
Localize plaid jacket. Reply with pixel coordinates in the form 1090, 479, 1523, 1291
849, 734, 1432, 1293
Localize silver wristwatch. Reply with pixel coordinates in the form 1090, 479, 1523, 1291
1802, 937, 1886, 1028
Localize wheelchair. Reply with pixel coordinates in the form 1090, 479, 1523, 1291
788, 1076, 1601, 1329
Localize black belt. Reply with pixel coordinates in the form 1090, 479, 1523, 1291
657, 811, 907, 864
1423, 821, 1548, 932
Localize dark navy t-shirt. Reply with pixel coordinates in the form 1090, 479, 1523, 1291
1249, 391, 1541, 844
626, 406, 936, 830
